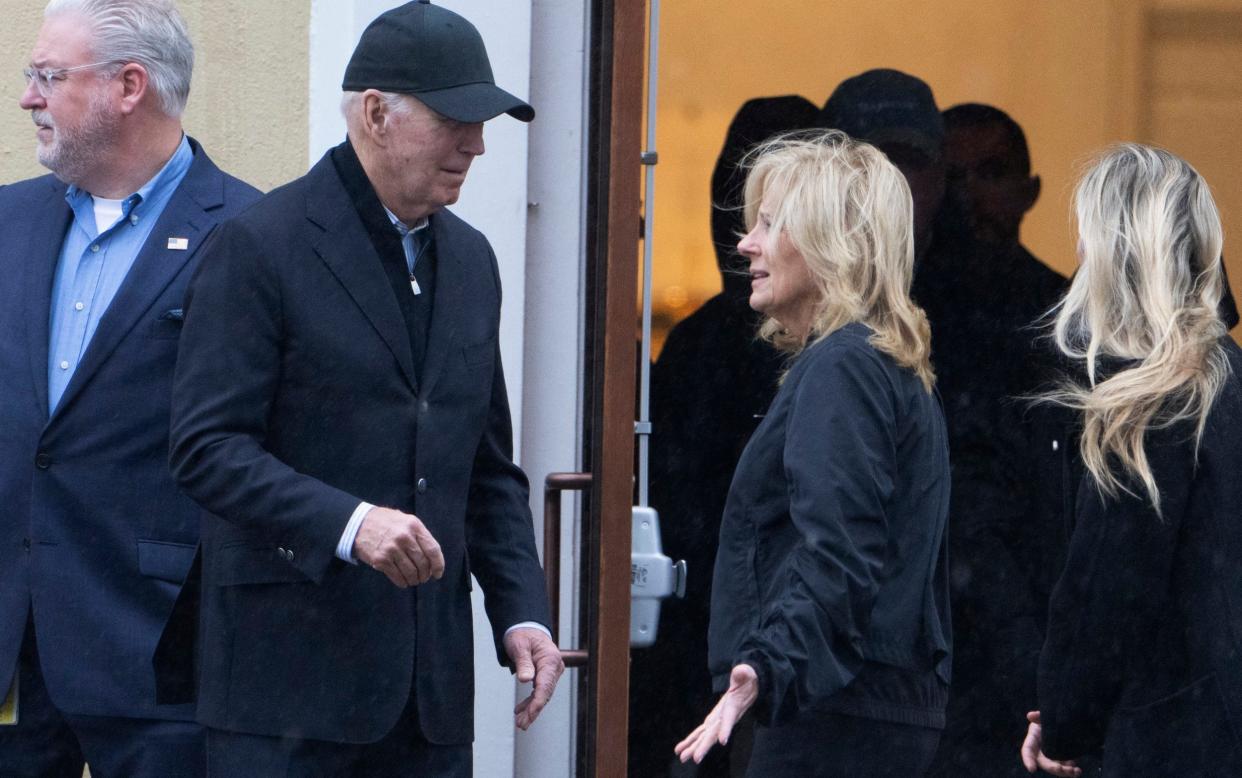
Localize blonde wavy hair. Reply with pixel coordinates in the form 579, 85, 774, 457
742, 129, 935, 391
1048, 143, 1230, 513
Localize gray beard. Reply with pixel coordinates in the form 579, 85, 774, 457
35, 95, 120, 188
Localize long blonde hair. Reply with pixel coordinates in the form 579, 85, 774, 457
1048, 143, 1230, 513
742, 129, 935, 390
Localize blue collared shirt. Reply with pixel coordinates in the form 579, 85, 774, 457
47, 136, 194, 412
381, 205, 429, 277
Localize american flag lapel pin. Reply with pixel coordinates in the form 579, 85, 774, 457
167, 237, 189, 250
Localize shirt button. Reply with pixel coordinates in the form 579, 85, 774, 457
419, 400, 429, 413
417, 478, 428, 494
59, 360, 69, 370
90, 244, 100, 253
74, 302, 84, 311
130, 214, 139, 225
1051, 440, 1060, 452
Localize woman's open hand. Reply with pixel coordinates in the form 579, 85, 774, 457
1020, 710, 1082, 777
674, 663, 759, 764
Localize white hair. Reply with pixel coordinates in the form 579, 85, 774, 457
340, 90, 415, 128
45, 0, 194, 117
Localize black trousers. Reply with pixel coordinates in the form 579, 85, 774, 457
206, 686, 471, 778
0, 615, 204, 778
747, 710, 941, 778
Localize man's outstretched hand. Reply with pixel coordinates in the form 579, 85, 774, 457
504, 627, 565, 730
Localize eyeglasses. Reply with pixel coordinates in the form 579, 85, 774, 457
22, 61, 118, 98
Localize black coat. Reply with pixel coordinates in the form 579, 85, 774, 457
1038, 337, 1242, 775
709, 323, 952, 728
161, 146, 549, 745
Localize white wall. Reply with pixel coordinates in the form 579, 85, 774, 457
515, 0, 593, 775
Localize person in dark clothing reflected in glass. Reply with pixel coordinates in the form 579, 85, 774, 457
931, 101, 1076, 777
816, 72, 1074, 777
629, 95, 816, 778
676, 129, 952, 778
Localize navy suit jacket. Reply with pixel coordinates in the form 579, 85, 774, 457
0, 141, 260, 719
163, 149, 550, 745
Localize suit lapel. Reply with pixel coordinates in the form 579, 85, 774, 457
307, 158, 419, 393
49, 149, 223, 424
417, 214, 466, 398
22, 178, 72, 417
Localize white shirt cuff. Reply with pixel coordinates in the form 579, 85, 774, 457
336, 501, 374, 564
505, 621, 553, 639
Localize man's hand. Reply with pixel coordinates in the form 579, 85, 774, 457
675, 663, 758, 764
352, 507, 445, 588
1020, 710, 1082, 777
503, 627, 565, 731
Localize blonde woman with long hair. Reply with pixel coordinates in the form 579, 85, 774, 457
675, 130, 952, 776
1021, 144, 1242, 777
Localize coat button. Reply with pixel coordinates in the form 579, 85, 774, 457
34, 452, 52, 469
22, 538, 31, 550
277, 546, 287, 558
416, 478, 428, 494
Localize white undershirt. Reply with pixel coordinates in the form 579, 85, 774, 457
92, 196, 126, 234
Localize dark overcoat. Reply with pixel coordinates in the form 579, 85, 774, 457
162, 148, 549, 744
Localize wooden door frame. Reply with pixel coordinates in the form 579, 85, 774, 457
579, 0, 646, 776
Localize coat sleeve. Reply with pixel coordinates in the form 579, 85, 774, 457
737, 342, 895, 725
463, 247, 553, 663
1037, 426, 1194, 760
169, 221, 360, 584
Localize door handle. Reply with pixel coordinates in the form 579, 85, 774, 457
544, 472, 592, 668
630, 506, 687, 648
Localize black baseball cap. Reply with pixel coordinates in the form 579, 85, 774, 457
821, 69, 943, 157
342, 1, 534, 123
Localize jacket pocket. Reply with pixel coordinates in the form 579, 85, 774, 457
462, 338, 494, 368
137, 539, 197, 583
149, 309, 185, 340
212, 542, 309, 586
1108, 673, 1238, 775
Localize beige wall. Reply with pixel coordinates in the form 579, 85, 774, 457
0, 0, 309, 192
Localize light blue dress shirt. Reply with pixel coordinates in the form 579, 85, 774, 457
47, 136, 193, 412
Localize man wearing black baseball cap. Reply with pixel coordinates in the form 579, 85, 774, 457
820, 70, 1071, 778
821, 68, 947, 254
160, 3, 559, 774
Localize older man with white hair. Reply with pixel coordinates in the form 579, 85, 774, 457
0, 1, 259, 775
161, 2, 560, 775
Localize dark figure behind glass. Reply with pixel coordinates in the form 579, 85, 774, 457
927, 101, 1077, 778
819, 74, 1071, 777
628, 95, 817, 778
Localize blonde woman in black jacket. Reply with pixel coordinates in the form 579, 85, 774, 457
675, 130, 952, 777
1022, 144, 1242, 777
